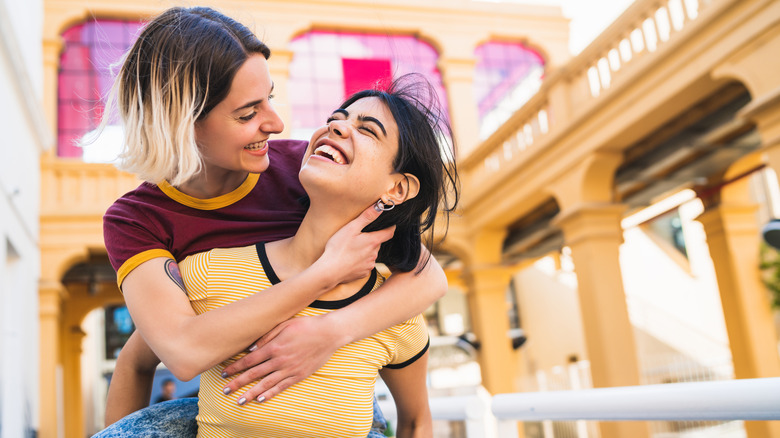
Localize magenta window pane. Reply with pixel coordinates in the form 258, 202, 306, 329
61, 25, 83, 43
59, 102, 93, 130
58, 133, 81, 158
342, 58, 392, 96
57, 18, 144, 158
60, 46, 91, 70
474, 41, 545, 120
288, 31, 449, 140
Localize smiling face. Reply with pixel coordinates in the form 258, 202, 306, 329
299, 96, 401, 208
192, 54, 283, 190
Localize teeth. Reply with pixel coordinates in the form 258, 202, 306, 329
245, 141, 265, 150
314, 145, 347, 164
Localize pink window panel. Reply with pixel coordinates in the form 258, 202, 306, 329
474, 41, 545, 119
288, 31, 449, 137
342, 58, 392, 97
57, 19, 143, 158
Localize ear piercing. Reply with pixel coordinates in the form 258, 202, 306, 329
374, 199, 395, 212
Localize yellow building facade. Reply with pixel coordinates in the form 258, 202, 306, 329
36, 0, 780, 437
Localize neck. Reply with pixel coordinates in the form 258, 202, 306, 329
268, 198, 365, 278
292, 202, 362, 268
267, 199, 377, 301
176, 170, 249, 199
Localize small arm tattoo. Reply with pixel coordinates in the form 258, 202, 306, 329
164, 259, 186, 292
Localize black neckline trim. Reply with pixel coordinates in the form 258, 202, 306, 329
256, 242, 281, 284
255, 242, 378, 309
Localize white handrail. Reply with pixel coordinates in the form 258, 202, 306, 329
381, 390, 497, 438
381, 378, 780, 437
491, 377, 780, 422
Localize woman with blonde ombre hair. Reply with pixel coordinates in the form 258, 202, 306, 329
92, 6, 450, 437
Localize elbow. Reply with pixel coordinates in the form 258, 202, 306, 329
157, 344, 204, 382
166, 363, 198, 382
428, 260, 448, 300
434, 274, 448, 300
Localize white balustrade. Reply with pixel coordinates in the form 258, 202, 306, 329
420, 377, 780, 437
465, 0, 712, 192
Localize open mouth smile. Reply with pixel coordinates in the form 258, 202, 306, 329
313, 142, 349, 164
244, 140, 267, 151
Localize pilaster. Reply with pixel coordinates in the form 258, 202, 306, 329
38, 281, 66, 438
63, 327, 86, 438
742, 87, 780, 188
696, 202, 780, 376
463, 265, 517, 395
461, 229, 519, 395
696, 201, 780, 438
42, 36, 63, 156
439, 56, 480, 156
553, 203, 649, 438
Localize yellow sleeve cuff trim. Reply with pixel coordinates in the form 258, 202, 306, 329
116, 249, 175, 288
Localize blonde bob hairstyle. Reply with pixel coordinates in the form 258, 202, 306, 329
94, 7, 270, 186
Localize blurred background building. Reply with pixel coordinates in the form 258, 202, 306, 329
1, 0, 780, 437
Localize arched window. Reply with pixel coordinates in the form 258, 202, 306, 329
287, 31, 449, 140
58, 19, 142, 160
474, 41, 545, 139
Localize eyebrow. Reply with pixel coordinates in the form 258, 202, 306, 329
234, 82, 275, 112
332, 108, 387, 137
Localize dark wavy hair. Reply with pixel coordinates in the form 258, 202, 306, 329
346, 74, 460, 273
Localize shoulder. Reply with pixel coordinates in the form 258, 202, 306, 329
104, 182, 167, 219
261, 139, 308, 195
103, 182, 176, 272
268, 139, 307, 164
384, 314, 429, 368
269, 138, 308, 152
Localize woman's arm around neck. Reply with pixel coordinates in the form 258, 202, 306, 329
219, 245, 446, 401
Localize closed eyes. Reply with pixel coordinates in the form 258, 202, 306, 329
239, 112, 257, 122
236, 95, 275, 122
326, 110, 383, 138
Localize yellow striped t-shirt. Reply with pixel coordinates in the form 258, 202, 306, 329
179, 243, 429, 438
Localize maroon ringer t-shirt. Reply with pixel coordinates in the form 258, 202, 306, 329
103, 139, 308, 286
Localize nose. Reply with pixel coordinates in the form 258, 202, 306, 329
328, 119, 350, 138
259, 105, 284, 134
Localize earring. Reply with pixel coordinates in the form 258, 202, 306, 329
374, 199, 395, 212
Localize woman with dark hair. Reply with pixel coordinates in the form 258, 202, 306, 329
183, 74, 457, 437
93, 6, 452, 438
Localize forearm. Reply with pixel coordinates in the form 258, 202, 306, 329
325, 252, 446, 346
381, 351, 432, 438
124, 258, 339, 380
104, 332, 160, 425
395, 415, 433, 438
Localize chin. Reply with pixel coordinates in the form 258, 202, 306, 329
246, 156, 270, 174
298, 167, 329, 194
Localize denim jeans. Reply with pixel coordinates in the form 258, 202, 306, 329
92, 396, 388, 437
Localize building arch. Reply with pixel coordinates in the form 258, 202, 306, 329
549, 151, 623, 212
42, 247, 91, 284
283, 28, 447, 139
477, 35, 552, 70
58, 256, 122, 438
712, 25, 780, 98
720, 150, 764, 203
435, 237, 472, 269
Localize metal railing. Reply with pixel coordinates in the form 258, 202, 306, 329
381, 378, 780, 438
